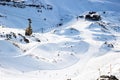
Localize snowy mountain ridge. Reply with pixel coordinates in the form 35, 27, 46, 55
0, 0, 120, 31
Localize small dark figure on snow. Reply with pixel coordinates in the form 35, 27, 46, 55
25, 18, 32, 36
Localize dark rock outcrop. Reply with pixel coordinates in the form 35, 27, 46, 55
97, 75, 119, 80
85, 11, 101, 21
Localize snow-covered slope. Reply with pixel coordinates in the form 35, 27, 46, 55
0, 0, 120, 80
0, 0, 120, 31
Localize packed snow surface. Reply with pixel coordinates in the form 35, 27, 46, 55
0, 0, 120, 80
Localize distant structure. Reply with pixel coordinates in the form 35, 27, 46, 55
0, 0, 11, 2
25, 18, 32, 36
0, 0, 24, 2
12, 0, 25, 2
85, 11, 101, 21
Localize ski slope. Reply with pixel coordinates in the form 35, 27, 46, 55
0, 0, 120, 80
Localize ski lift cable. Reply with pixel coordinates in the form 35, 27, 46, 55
0, 9, 51, 26
0, 8, 54, 24
0, 9, 60, 32
0, 7, 42, 20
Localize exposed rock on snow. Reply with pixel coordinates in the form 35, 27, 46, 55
85, 11, 101, 21
97, 75, 119, 80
